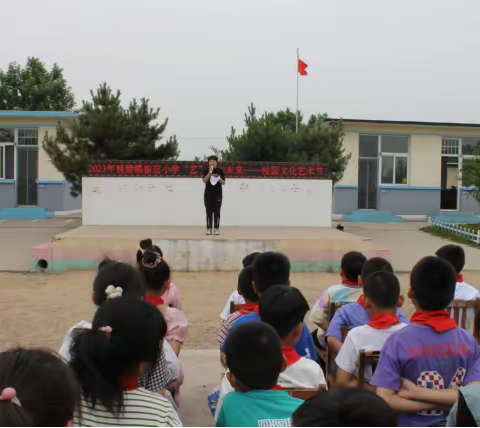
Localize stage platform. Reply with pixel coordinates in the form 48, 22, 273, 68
30, 226, 390, 273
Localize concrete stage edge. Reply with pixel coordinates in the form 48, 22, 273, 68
30, 226, 390, 273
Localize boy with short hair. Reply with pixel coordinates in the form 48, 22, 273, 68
217, 266, 258, 367
372, 256, 480, 427
219, 252, 261, 320
335, 271, 407, 389
436, 244, 480, 330
326, 257, 408, 355
221, 252, 316, 360
216, 322, 303, 427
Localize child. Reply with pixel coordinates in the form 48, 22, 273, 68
219, 252, 261, 320
221, 252, 316, 360
216, 285, 326, 419
70, 297, 181, 427
326, 257, 408, 355
0, 348, 79, 427
217, 265, 259, 368
216, 321, 303, 427
309, 251, 367, 348
436, 244, 480, 330
137, 239, 182, 310
371, 256, 480, 427
335, 271, 407, 389
292, 388, 397, 427
139, 250, 189, 356
58, 260, 179, 397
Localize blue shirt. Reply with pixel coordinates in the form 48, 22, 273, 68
326, 302, 409, 342
216, 390, 302, 427
221, 313, 316, 360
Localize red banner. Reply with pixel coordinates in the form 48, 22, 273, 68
88, 160, 328, 179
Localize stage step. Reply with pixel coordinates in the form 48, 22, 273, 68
0, 207, 54, 219
342, 211, 402, 223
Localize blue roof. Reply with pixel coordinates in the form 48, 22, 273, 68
0, 111, 78, 117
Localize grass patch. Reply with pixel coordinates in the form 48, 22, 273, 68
421, 224, 480, 248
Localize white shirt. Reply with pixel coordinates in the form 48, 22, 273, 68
336, 323, 407, 382
219, 290, 245, 320
454, 281, 480, 330
214, 357, 326, 422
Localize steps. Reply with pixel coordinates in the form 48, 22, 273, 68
431, 212, 480, 224
342, 210, 402, 223
0, 207, 54, 219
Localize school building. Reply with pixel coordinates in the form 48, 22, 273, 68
333, 119, 480, 217
0, 111, 80, 217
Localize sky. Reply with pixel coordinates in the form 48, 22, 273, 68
2, 0, 480, 159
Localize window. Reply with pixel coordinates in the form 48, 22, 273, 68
359, 135, 378, 157
381, 135, 408, 153
380, 135, 409, 185
442, 138, 459, 155
462, 137, 480, 156
18, 129, 38, 146
0, 145, 14, 179
0, 128, 14, 143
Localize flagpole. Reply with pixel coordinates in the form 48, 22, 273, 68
296, 48, 299, 135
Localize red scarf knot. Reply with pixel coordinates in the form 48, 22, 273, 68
357, 294, 366, 308
239, 304, 259, 315
121, 375, 139, 391
271, 385, 283, 390
410, 310, 457, 333
368, 314, 400, 329
457, 274, 464, 283
281, 346, 301, 366
145, 294, 165, 306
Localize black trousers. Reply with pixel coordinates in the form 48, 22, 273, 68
204, 195, 222, 229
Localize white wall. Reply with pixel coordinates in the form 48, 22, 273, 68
83, 177, 332, 227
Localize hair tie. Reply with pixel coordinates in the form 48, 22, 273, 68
142, 252, 163, 269
98, 326, 113, 338
0, 388, 21, 407
105, 285, 123, 299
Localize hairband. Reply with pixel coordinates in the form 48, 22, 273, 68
98, 326, 113, 338
0, 387, 21, 407
105, 285, 123, 299
142, 252, 163, 269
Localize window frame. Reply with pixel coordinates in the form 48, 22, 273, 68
0, 126, 15, 180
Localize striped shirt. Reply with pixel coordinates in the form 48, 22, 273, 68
216, 311, 243, 345
73, 388, 182, 427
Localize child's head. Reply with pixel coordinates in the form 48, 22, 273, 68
340, 251, 367, 282
93, 260, 145, 306
242, 252, 261, 268
139, 250, 171, 293
360, 257, 394, 284
136, 238, 163, 265
237, 266, 259, 303
225, 322, 284, 391
363, 271, 401, 313
435, 244, 465, 274
70, 297, 166, 414
410, 256, 456, 311
208, 155, 218, 168
292, 388, 397, 427
259, 285, 309, 345
0, 348, 79, 427
252, 252, 290, 294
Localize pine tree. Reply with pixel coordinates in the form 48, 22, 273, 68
43, 83, 179, 196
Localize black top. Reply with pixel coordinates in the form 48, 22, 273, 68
203, 167, 225, 198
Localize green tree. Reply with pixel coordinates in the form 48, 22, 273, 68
0, 57, 75, 111
461, 157, 480, 204
43, 83, 179, 196
222, 104, 350, 183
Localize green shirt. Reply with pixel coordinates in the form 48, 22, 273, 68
216, 390, 303, 427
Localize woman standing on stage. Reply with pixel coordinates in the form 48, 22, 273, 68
202, 156, 225, 235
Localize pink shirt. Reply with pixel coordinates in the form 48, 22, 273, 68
161, 284, 182, 310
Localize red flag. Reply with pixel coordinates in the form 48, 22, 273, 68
298, 59, 308, 76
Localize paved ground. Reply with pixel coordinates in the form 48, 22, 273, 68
0, 218, 81, 271
338, 222, 480, 272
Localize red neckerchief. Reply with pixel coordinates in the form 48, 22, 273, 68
357, 294, 366, 308
368, 314, 399, 329
281, 346, 301, 366
121, 375, 139, 391
457, 274, 464, 283
410, 311, 457, 333
342, 280, 360, 287
271, 385, 283, 390
145, 294, 165, 306
239, 304, 259, 315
